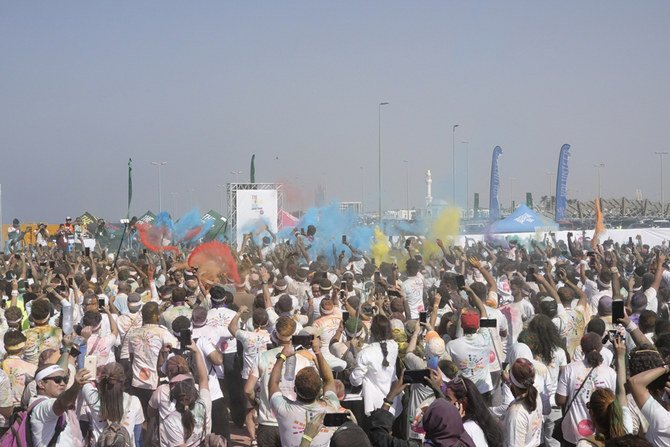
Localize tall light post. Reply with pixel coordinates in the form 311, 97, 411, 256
151, 161, 167, 212
452, 124, 459, 205
378, 101, 389, 220
403, 160, 410, 219
546, 172, 555, 216
594, 163, 605, 198
461, 141, 469, 215
655, 152, 668, 205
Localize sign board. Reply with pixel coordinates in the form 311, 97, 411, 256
235, 189, 278, 246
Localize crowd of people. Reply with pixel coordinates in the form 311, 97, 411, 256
1, 217, 669, 447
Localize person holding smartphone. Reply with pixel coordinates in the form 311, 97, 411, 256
269, 335, 341, 447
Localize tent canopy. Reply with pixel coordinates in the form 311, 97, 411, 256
488, 204, 558, 233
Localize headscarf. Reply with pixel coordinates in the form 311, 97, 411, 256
422, 399, 476, 447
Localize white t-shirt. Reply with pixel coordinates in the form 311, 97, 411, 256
350, 340, 399, 415
503, 394, 543, 447
206, 306, 238, 354
270, 390, 340, 447
463, 420, 489, 447
402, 274, 425, 319
80, 384, 144, 445
499, 300, 534, 361
445, 332, 493, 394
556, 361, 617, 444
149, 386, 211, 447
644, 287, 658, 314
195, 337, 224, 401
641, 395, 670, 446
235, 328, 271, 379
250, 347, 317, 426
29, 397, 78, 447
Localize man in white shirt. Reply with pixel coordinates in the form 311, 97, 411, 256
402, 258, 425, 320
30, 364, 91, 447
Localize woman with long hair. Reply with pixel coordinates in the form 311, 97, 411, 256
576, 335, 632, 445
80, 362, 144, 446
556, 333, 617, 446
527, 314, 569, 447
350, 314, 399, 415
503, 358, 543, 447
445, 375, 504, 447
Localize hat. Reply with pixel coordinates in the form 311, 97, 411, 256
461, 310, 480, 331
275, 295, 293, 314
390, 318, 404, 332
631, 292, 648, 312
319, 279, 332, 292
597, 295, 613, 316
342, 271, 354, 279
274, 278, 288, 292
191, 306, 208, 328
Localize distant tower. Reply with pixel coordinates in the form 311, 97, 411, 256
426, 170, 433, 208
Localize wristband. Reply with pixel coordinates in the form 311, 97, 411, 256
625, 321, 639, 333
10, 291, 18, 297
302, 434, 313, 442
383, 397, 393, 406
276, 353, 287, 362
313, 351, 321, 356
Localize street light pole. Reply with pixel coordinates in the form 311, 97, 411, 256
151, 161, 167, 212
594, 163, 605, 198
452, 124, 459, 205
461, 141, 469, 215
230, 170, 243, 184
655, 152, 668, 205
403, 160, 409, 219
378, 102, 389, 221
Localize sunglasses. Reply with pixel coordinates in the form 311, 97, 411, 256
43, 376, 69, 385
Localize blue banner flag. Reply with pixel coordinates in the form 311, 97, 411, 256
489, 146, 503, 222
555, 144, 571, 220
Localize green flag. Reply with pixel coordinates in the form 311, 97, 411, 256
127, 158, 133, 218
250, 154, 255, 183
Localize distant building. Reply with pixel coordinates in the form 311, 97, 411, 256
339, 201, 363, 214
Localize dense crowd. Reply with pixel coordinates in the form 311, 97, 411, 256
1, 216, 670, 447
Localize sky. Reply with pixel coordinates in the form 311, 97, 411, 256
2, 1, 670, 223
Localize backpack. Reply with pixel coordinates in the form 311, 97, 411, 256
0, 397, 66, 447
94, 422, 131, 447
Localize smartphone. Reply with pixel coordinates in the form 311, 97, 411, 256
14, 254, 20, 260
84, 355, 97, 375
291, 334, 314, 347
69, 277, 75, 287
374, 271, 381, 281
371, 258, 376, 266
323, 412, 349, 427
404, 238, 412, 249
480, 318, 497, 328
342, 311, 350, 323
419, 311, 427, 324
455, 275, 466, 289
69, 346, 81, 358
143, 249, 147, 255
180, 329, 192, 351
98, 298, 105, 309
85, 247, 90, 257
612, 300, 625, 323
266, 343, 274, 351
49, 261, 55, 269
403, 369, 430, 384
526, 267, 536, 283
341, 235, 347, 244
340, 281, 347, 290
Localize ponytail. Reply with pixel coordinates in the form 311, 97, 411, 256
585, 349, 603, 368
380, 340, 389, 368
180, 407, 195, 440
605, 399, 626, 439
523, 384, 538, 412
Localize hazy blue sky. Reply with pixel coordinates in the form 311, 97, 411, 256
2, 1, 670, 222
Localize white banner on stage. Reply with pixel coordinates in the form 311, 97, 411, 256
235, 189, 278, 247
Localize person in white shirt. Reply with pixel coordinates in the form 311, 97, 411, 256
401, 258, 425, 320
269, 337, 341, 447
556, 333, 617, 445
350, 314, 399, 415
503, 358, 544, 447
628, 348, 670, 447
30, 364, 91, 447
